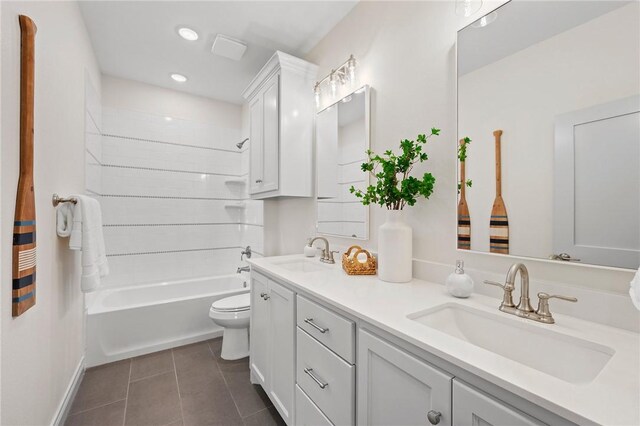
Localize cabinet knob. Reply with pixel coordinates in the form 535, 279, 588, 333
255, 179, 263, 184
427, 410, 442, 425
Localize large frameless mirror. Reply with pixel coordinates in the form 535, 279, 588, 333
457, 1, 640, 269
316, 85, 370, 239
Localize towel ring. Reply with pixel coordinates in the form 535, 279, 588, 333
52, 193, 77, 207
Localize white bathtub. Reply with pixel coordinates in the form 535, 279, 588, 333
86, 274, 249, 367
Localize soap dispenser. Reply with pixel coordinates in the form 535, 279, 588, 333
446, 260, 474, 298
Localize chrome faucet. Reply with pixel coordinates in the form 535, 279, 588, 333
484, 263, 577, 324
237, 266, 250, 274
308, 237, 338, 264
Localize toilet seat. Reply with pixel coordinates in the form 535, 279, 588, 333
211, 293, 250, 313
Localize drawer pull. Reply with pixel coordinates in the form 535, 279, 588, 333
427, 410, 442, 425
304, 368, 328, 389
304, 318, 329, 333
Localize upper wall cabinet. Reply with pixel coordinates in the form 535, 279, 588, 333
243, 51, 318, 199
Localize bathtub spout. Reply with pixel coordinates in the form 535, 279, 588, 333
237, 266, 250, 274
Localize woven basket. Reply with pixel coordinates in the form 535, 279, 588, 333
342, 245, 377, 275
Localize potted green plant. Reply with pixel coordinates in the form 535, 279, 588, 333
350, 129, 439, 282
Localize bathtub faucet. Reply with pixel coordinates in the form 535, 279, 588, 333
237, 266, 250, 274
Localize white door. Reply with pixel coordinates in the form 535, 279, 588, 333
554, 95, 640, 269
453, 380, 545, 426
250, 273, 269, 387
249, 94, 264, 194
261, 73, 280, 193
357, 329, 453, 426
268, 279, 295, 424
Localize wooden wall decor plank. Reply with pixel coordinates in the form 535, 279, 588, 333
490, 130, 509, 254
13, 15, 38, 317
457, 139, 471, 250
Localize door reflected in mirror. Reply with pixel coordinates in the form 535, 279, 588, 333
457, 1, 639, 269
316, 86, 370, 239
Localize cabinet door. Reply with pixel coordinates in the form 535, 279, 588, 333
261, 73, 280, 193
453, 380, 546, 426
250, 273, 269, 387
249, 93, 264, 194
357, 330, 453, 426
268, 279, 295, 424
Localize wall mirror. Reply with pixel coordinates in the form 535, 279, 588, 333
316, 85, 370, 239
457, 1, 639, 269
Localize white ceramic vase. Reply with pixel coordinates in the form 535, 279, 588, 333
378, 209, 412, 283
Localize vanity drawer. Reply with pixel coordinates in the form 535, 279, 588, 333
295, 384, 334, 426
296, 327, 355, 426
297, 295, 355, 363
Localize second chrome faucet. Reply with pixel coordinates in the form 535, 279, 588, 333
484, 263, 577, 324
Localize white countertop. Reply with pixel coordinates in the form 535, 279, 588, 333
248, 254, 640, 426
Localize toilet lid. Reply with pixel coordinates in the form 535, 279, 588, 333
212, 293, 250, 312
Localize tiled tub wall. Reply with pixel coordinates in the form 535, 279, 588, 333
96, 107, 263, 287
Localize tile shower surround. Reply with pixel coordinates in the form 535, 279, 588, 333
86, 108, 264, 287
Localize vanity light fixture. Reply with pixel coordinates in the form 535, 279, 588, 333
178, 27, 199, 41
472, 11, 498, 28
313, 54, 357, 107
170, 73, 187, 83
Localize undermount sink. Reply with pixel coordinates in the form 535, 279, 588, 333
271, 259, 332, 273
408, 303, 615, 384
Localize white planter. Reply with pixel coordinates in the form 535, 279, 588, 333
378, 210, 413, 283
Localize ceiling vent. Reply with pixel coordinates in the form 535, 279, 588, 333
211, 34, 247, 61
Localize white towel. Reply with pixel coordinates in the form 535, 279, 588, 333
630, 268, 640, 311
56, 203, 74, 237
69, 195, 109, 292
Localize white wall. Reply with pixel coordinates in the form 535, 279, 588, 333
100, 76, 262, 286
459, 3, 640, 258
264, 1, 638, 330
0, 2, 101, 424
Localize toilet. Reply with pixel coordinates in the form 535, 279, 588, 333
209, 293, 251, 360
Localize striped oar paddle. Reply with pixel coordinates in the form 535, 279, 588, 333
457, 139, 471, 250
13, 15, 37, 317
490, 130, 509, 254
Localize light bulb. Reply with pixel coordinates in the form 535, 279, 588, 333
347, 56, 357, 82
455, 0, 482, 17
314, 84, 321, 108
329, 72, 338, 97
471, 11, 497, 28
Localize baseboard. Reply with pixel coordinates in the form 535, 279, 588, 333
51, 356, 85, 426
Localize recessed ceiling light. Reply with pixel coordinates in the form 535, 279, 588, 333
170, 73, 187, 83
178, 27, 199, 41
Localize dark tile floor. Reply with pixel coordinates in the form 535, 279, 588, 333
66, 338, 285, 426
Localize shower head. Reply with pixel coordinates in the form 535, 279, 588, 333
236, 138, 249, 150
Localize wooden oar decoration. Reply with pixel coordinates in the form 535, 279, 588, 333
457, 139, 471, 250
12, 15, 37, 317
490, 130, 509, 254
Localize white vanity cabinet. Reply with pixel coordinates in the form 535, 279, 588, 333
249, 272, 295, 424
242, 51, 318, 199
250, 265, 564, 426
357, 329, 453, 426
453, 380, 546, 426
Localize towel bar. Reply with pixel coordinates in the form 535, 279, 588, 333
52, 193, 77, 207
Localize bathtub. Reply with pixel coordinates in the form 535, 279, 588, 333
86, 274, 249, 367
